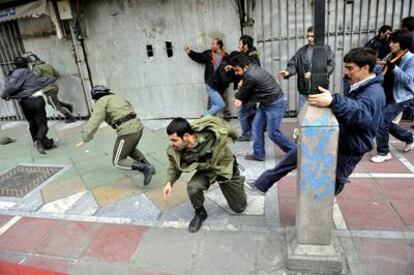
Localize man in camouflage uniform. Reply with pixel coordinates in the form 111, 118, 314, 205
163, 117, 247, 233
76, 85, 154, 186
24, 53, 77, 123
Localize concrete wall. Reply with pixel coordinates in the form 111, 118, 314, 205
82, 0, 241, 119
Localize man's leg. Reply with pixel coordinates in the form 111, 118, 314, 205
250, 106, 266, 160
388, 101, 414, 151
373, 102, 405, 161
265, 97, 295, 153
204, 85, 225, 116
297, 93, 308, 113
187, 172, 210, 232
335, 153, 363, 195
32, 97, 50, 153
238, 103, 256, 141
45, 87, 76, 123
218, 159, 247, 213
128, 126, 156, 174
20, 99, 38, 143
112, 131, 153, 186
251, 147, 298, 193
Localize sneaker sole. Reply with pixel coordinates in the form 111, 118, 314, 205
243, 182, 265, 196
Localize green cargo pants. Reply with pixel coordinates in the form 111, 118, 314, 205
187, 158, 247, 213
112, 125, 149, 169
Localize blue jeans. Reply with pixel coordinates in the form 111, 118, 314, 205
297, 93, 308, 113
376, 100, 414, 155
238, 102, 256, 138
204, 85, 225, 116
253, 147, 363, 193
252, 97, 295, 160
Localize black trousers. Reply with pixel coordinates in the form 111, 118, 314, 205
19, 97, 50, 147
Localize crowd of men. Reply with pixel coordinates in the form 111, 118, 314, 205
1, 16, 414, 233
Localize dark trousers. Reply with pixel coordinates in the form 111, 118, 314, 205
187, 158, 247, 213
238, 102, 256, 138
254, 147, 363, 193
376, 100, 414, 155
19, 97, 50, 147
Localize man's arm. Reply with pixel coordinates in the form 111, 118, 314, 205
1, 75, 25, 99
326, 46, 336, 76
392, 56, 414, 92
285, 50, 300, 77
234, 75, 255, 101
187, 50, 209, 64
165, 153, 182, 185
82, 99, 106, 142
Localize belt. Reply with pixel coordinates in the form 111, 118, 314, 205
111, 114, 136, 129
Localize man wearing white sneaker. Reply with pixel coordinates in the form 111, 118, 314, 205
371, 30, 414, 163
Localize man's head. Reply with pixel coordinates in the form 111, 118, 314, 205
167, 118, 195, 151
238, 35, 254, 53
378, 25, 392, 40
306, 26, 314, 46
22, 52, 40, 63
211, 38, 224, 52
90, 85, 111, 101
388, 29, 412, 54
343, 47, 377, 84
229, 54, 250, 75
402, 16, 414, 32
13, 57, 28, 68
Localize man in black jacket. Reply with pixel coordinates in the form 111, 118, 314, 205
231, 54, 295, 161
245, 48, 386, 196
278, 26, 335, 112
365, 25, 393, 59
185, 38, 232, 118
1, 57, 55, 154
237, 35, 260, 141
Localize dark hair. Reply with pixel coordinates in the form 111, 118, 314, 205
379, 25, 392, 34
307, 26, 314, 33
343, 47, 377, 72
229, 53, 250, 68
167, 118, 194, 138
402, 16, 414, 31
239, 35, 254, 49
388, 29, 412, 50
214, 38, 224, 49
13, 57, 28, 68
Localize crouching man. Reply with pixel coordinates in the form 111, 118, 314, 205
163, 117, 247, 233
76, 85, 155, 186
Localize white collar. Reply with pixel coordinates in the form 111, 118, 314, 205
349, 74, 376, 92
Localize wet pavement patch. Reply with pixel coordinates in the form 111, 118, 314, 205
0, 165, 63, 197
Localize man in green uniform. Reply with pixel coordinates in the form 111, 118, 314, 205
76, 85, 154, 186
24, 53, 76, 123
163, 117, 247, 233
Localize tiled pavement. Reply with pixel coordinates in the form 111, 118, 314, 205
0, 119, 413, 274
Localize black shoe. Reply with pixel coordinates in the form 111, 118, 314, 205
64, 115, 77, 123
188, 207, 208, 233
142, 159, 156, 175
36, 142, 47, 155
131, 161, 153, 186
335, 183, 345, 196
60, 102, 74, 113
238, 135, 252, 142
245, 154, 264, 161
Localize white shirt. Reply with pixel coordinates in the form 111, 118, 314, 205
349, 74, 376, 92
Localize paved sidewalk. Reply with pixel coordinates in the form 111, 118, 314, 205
0, 119, 413, 274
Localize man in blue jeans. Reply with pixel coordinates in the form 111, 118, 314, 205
230, 54, 295, 161
244, 48, 385, 196
371, 29, 414, 163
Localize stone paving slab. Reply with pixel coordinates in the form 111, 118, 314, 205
91, 177, 141, 208
41, 175, 86, 203
145, 179, 189, 211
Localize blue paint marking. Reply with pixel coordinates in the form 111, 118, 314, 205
300, 127, 336, 201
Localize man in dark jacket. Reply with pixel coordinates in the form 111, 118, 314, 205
231, 54, 295, 161
278, 26, 335, 112
184, 38, 231, 119
365, 25, 393, 59
245, 48, 386, 196
237, 35, 260, 141
401, 16, 414, 126
1, 57, 55, 154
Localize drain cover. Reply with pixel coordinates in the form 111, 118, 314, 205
0, 165, 62, 197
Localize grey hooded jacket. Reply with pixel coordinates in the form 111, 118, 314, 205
1, 68, 54, 100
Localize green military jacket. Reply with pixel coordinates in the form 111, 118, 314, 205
82, 94, 142, 142
166, 116, 238, 185
31, 61, 60, 90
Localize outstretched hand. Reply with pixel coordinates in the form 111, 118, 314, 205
308, 86, 333, 107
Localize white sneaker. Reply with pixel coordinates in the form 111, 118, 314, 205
404, 138, 414, 152
370, 153, 392, 163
